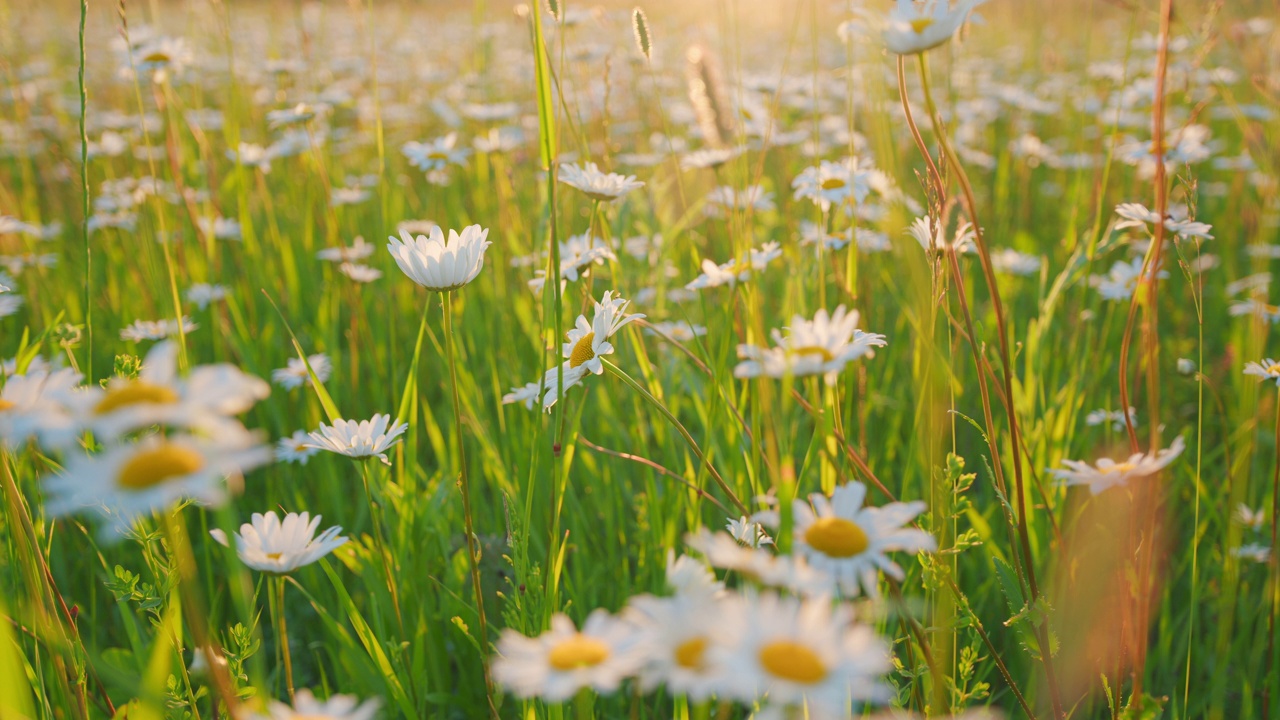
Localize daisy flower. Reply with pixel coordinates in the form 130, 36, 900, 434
386, 224, 491, 292
558, 162, 645, 202
317, 236, 376, 263
120, 317, 198, 343
402, 133, 470, 172
991, 248, 1042, 276
1235, 504, 1266, 530
792, 158, 873, 211
1229, 299, 1280, 324
756, 482, 936, 598
72, 341, 270, 441
0, 295, 22, 319
881, 0, 986, 55
0, 367, 84, 450
502, 292, 644, 411
304, 414, 408, 465
625, 557, 734, 700
685, 242, 782, 290
704, 185, 775, 217
210, 511, 347, 574
494, 610, 643, 702
1244, 358, 1280, 386
277, 430, 322, 465
909, 215, 975, 254
339, 263, 382, 283
272, 354, 332, 390
42, 430, 273, 538
715, 592, 891, 716
186, 283, 228, 310
735, 306, 887, 386
247, 689, 380, 720
681, 146, 742, 170
1233, 544, 1271, 564
1049, 436, 1186, 495
1091, 257, 1165, 302
527, 233, 617, 293
1085, 407, 1137, 432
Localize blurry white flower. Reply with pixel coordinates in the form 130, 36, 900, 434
558, 162, 644, 202
1050, 436, 1185, 495
494, 610, 643, 702
272, 354, 332, 390
881, 0, 986, 55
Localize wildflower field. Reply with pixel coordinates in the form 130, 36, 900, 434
2, 0, 1279, 717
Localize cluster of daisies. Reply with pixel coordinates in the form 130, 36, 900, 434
496, 480, 936, 719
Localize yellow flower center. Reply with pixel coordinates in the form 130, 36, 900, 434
94, 381, 179, 415
674, 636, 709, 669
117, 444, 204, 491
1100, 462, 1135, 475
788, 345, 836, 362
804, 517, 869, 558
428, 151, 449, 161
910, 17, 935, 34
266, 552, 284, 560
758, 640, 827, 684
820, 177, 846, 191
1268, 364, 1280, 374
569, 332, 596, 369
142, 51, 172, 64
0, 398, 15, 412
547, 634, 610, 671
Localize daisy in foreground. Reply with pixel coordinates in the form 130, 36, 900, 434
386, 223, 491, 292
717, 592, 891, 719
42, 430, 273, 538
557, 161, 644, 203
1244, 358, 1280, 386
736, 306, 887, 386
1049, 436, 1186, 495
755, 481, 936, 598
304, 414, 408, 465
210, 511, 347, 574
493, 610, 643, 702
502, 291, 644, 411
881, 0, 986, 55
248, 689, 379, 720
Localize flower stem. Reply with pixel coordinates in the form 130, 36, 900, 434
442, 291, 497, 713
272, 576, 295, 702
358, 461, 404, 634
603, 359, 747, 514
573, 687, 593, 720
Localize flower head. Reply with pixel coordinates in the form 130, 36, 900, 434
558, 162, 645, 202
494, 610, 643, 702
882, 0, 985, 55
387, 225, 491, 292
210, 511, 347, 574
1050, 436, 1185, 495
735, 306, 887, 386
304, 414, 408, 465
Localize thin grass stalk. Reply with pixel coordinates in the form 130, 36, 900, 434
79, 0, 91, 380
442, 290, 497, 714
915, 52, 1065, 720
603, 359, 747, 514
273, 575, 294, 702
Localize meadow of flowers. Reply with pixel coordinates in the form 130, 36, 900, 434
1, 0, 1278, 717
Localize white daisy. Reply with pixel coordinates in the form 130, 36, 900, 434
0, 367, 84, 450
685, 242, 782, 290
715, 592, 891, 716
120, 317, 198, 342
1229, 299, 1280, 324
277, 430, 321, 465
1236, 504, 1266, 531
1084, 407, 1137, 432
758, 482, 935, 598
909, 215, 975, 254
339, 263, 382, 283
791, 159, 873, 212
0, 294, 22, 319
71, 341, 270, 441
247, 689, 379, 720
386, 224, 491, 292
881, 0, 986, 55
42, 430, 273, 538
494, 610, 643, 702
1050, 436, 1186, 495
304, 414, 408, 465
558, 162, 645, 203
317, 236, 376, 263
402, 133, 470, 173
186, 283, 228, 310
1091, 257, 1165, 302
735, 307, 887, 386
1244, 358, 1280, 386
527, 233, 617, 293
1232, 544, 1271, 564
272, 353, 332, 390
210, 511, 347, 574
991, 248, 1042, 276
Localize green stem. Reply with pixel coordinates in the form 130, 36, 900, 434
603, 359, 747, 514
358, 461, 404, 634
574, 687, 593, 720
443, 291, 497, 713
273, 576, 294, 702
78, 0, 91, 381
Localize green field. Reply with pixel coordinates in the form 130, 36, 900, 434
1, 0, 1278, 718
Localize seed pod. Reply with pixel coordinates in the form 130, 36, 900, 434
632, 8, 652, 61
544, 0, 563, 22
